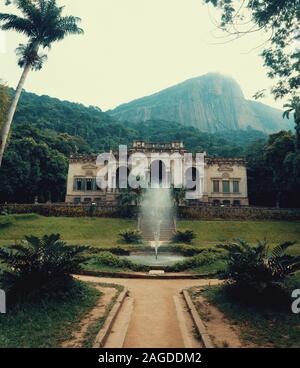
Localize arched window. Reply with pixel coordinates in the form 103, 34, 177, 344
150, 160, 166, 187
185, 167, 198, 191
116, 166, 130, 189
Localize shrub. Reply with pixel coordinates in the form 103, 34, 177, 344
172, 244, 222, 257
119, 229, 143, 244
166, 250, 218, 272
0, 216, 15, 229
89, 251, 149, 272
0, 234, 88, 303
88, 246, 130, 256
88, 203, 97, 217
172, 229, 196, 244
13, 214, 40, 221
218, 239, 300, 297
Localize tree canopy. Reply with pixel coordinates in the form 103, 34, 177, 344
204, 0, 300, 101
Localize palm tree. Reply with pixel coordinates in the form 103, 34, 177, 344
171, 185, 187, 206
0, 0, 83, 166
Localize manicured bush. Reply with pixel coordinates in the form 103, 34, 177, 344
119, 229, 143, 244
88, 251, 149, 272
166, 250, 219, 272
0, 204, 120, 218
172, 244, 221, 257
88, 246, 130, 256
218, 239, 300, 303
172, 229, 196, 244
0, 234, 88, 303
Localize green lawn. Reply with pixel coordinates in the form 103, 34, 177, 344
0, 215, 299, 255
0, 282, 101, 348
179, 219, 300, 255
0, 214, 134, 247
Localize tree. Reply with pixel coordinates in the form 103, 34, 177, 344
246, 140, 277, 207
117, 188, 140, 217
264, 131, 297, 207
0, 124, 87, 203
0, 0, 83, 166
204, 0, 300, 140
171, 185, 187, 206
0, 82, 10, 131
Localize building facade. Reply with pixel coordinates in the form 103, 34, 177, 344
65, 141, 249, 206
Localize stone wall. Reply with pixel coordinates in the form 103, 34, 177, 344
178, 205, 300, 221
0, 203, 120, 218
1, 203, 300, 221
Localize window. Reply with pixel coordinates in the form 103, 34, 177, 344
185, 167, 197, 191
222, 181, 230, 193
84, 198, 92, 203
86, 179, 93, 191
223, 200, 231, 206
74, 197, 81, 204
213, 180, 220, 193
233, 181, 240, 193
75, 178, 83, 191
233, 200, 241, 206
213, 199, 220, 206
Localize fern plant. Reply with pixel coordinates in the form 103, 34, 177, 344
218, 239, 300, 290
119, 229, 143, 244
172, 229, 196, 244
0, 234, 87, 301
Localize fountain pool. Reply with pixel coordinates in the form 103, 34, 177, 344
123, 252, 185, 267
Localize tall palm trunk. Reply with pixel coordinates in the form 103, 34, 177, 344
295, 104, 300, 151
0, 62, 31, 167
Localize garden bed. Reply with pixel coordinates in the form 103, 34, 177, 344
189, 277, 300, 348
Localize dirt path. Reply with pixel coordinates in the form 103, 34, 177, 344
76, 275, 220, 348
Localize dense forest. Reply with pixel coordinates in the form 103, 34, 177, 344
0, 87, 299, 207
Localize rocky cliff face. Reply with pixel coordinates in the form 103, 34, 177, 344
109, 73, 292, 133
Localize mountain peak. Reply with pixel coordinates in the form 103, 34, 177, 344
109, 73, 291, 133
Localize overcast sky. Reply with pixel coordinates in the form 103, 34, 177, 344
0, 0, 285, 111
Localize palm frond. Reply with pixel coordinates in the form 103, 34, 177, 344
271, 241, 296, 258
1, 0, 83, 68
0, 13, 35, 37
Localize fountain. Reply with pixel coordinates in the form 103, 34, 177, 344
153, 231, 160, 260
139, 187, 176, 263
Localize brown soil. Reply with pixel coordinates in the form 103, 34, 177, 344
61, 286, 117, 348
190, 287, 254, 348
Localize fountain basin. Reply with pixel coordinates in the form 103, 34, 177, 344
123, 251, 185, 267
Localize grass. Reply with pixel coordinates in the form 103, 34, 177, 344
199, 275, 300, 348
178, 220, 300, 255
0, 281, 101, 348
0, 215, 299, 252
0, 215, 134, 247
82, 283, 124, 348
1, 214, 299, 274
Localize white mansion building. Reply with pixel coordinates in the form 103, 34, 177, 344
65, 141, 249, 206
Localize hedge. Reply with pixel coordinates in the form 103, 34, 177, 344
1, 203, 300, 221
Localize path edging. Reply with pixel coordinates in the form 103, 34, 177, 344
80, 269, 216, 280
93, 288, 128, 348
182, 289, 214, 349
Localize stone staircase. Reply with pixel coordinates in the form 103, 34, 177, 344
139, 217, 176, 242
